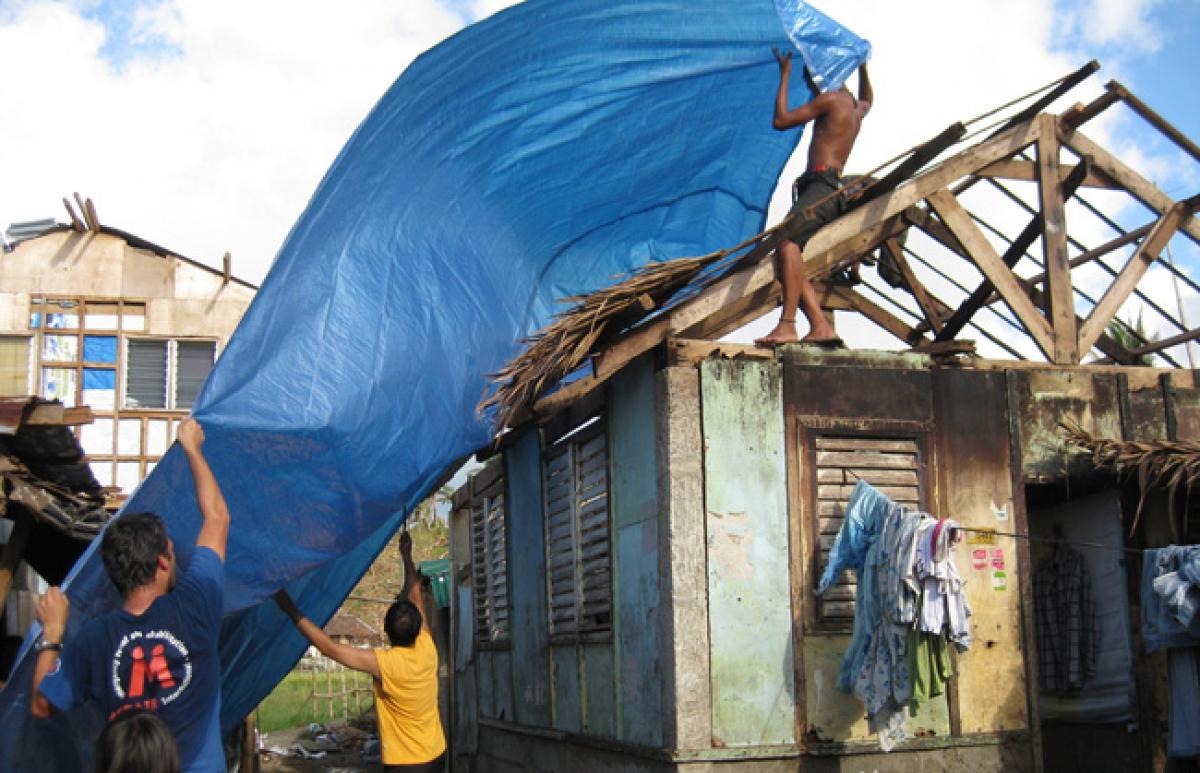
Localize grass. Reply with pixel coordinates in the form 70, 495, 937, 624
256, 670, 375, 733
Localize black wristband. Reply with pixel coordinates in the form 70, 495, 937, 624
35, 638, 62, 653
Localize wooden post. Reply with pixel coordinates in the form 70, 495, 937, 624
0, 512, 33, 619
1036, 114, 1078, 363
239, 714, 259, 773
222, 252, 232, 286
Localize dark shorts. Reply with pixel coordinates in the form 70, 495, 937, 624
781, 169, 845, 248
385, 753, 446, 773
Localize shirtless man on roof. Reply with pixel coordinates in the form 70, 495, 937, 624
755, 49, 872, 347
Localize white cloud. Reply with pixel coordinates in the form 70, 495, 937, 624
0, 0, 462, 282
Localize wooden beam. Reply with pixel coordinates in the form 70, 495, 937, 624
1060, 87, 1122, 128
222, 252, 232, 286
927, 189, 1056, 358
61, 198, 86, 233
1059, 123, 1200, 249
974, 158, 1114, 189
25, 404, 95, 426
852, 123, 967, 208
1036, 115, 1078, 363
987, 60, 1099, 139
1077, 201, 1191, 354
1127, 325, 1200, 357
938, 157, 1091, 343
1024, 221, 1154, 289
84, 198, 101, 233
1108, 81, 1200, 165
827, 286, 927, 346
0, 512, 33, 619
883, 237, 943, 332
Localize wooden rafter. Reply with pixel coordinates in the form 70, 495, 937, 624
1058, 123, 1200, 249
1078, 200, 1196, 354
937, 157, 1091, 342
883, 237, 943, 332
826, 285, 926, 346
927, 189, 1056, 357
975, 159, 1114, 189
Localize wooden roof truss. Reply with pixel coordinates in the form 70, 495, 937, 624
520, 73, 1200, 424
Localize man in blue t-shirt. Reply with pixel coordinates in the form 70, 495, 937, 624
31, 418, 231, 773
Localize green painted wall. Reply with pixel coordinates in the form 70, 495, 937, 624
700, 359, 796, 746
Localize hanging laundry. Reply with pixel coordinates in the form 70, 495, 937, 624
916, 517, 972, 650
816, 480, 971, 752
1143, 546, 1200, 758
1034, 542, 1096, 693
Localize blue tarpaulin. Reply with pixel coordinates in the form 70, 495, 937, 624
0, 1, 867, 768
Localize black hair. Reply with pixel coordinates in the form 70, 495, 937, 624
95, 711, 180, 773
384, 599, 423, 647
100, 513, 169, 597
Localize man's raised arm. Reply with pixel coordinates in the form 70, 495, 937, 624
856, 62, 873, 116
771, 48, 826, 130
400, 532, 431, 634
275, 590, 381, 678
178, 418, 231, 561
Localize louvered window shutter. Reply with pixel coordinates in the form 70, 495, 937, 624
575, 432, 611, 632
125, 340, 167, 409
543, 446, 578, 636
175, 341, 216, 409
815, 436, 922, 622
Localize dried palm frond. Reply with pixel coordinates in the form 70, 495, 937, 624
1059, 420, 1200, 536
478, 242, 753, 434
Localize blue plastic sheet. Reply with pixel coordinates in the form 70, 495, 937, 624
0, 2, 867, 768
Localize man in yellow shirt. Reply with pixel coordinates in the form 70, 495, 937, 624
275, 531, 446, 771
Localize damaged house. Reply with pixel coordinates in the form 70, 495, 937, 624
447, 66, 1200, 771
0, 202, 256, 685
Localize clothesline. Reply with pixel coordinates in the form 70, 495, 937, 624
957, 526, 1146, 556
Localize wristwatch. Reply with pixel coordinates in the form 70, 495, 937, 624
35, 637, 62, 653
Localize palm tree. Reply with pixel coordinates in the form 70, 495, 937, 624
1107, 310, 1158, 367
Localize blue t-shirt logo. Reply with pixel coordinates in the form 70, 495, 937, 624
109, 629, 194, 718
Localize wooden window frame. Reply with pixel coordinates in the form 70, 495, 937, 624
123, 337, 217, 412
800, 423, 933, 633
541, 416, 614, 645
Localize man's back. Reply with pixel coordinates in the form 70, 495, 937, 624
372, 628, 446, 766
39, 548, 225, 772
807, 89, 867, 171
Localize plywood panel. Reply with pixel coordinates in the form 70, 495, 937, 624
933, 369, 1029, 736
803, 635, 951, 741
477, 649, 496, 720
1128, 385, 1168, 442
504, 431, 553, 726
609, 358, 663, 746
1013, 370, 1122, 481
551, 645, 582, 733
786, 359, 933, 425
493, 649, 515, 723
1174, 387, 1200, 441
700, 358, 795, 746
582, 642, 616, 738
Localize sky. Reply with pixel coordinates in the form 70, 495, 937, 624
1, 0, 1197, 359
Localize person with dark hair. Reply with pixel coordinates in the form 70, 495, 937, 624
276, 530, 445, 772
32, 418, 231, 773
96, 711, 181, 773
754, 49, 872, 348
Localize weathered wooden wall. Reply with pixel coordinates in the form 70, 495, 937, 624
699, 358, 796, 747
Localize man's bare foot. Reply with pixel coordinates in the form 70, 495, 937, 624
800, 328, 843, 346
754, 319, 800, 348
